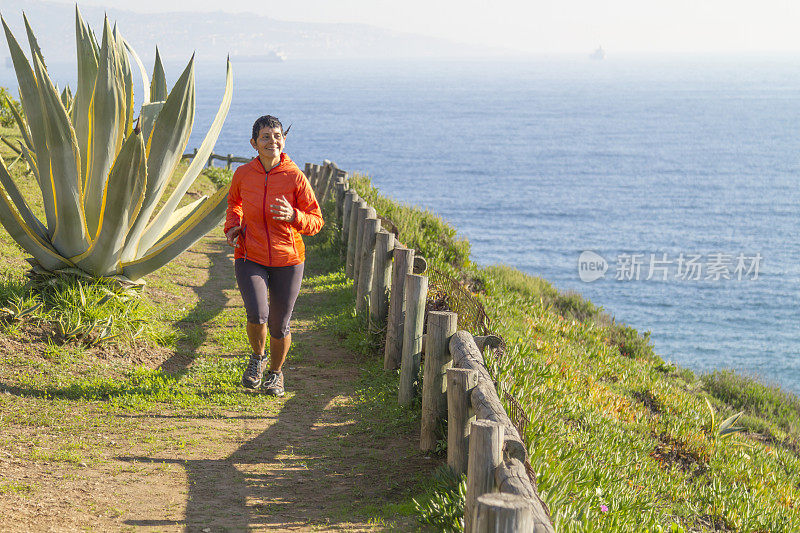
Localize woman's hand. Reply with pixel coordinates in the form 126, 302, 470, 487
270, 195, 296, 222
226, 226, 242, 247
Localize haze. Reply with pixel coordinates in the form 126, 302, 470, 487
44, 0, 800, 54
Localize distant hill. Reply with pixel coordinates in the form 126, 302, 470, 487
0, 0, 502, 63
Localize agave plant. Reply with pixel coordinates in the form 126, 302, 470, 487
0, 8, 232, 283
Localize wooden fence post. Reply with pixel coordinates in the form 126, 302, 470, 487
384, 247, 414, 370
398, 273, 427, 405
369, 230, 394, 327
334, 178, 346, 226
336, 168, 348, 187
356, 217, 380, 314
447, 367, 478, 475
342, 191, 358, 258
304, 162, 312, 179
346, 200, 366, 278
226, 153, 233, 170
420, 311, 458, 452
473, 493, 535, 533
320, 164, 335, 202
465, 420, 504, 533
354, 205, 376, 285
311, 164, 321, 192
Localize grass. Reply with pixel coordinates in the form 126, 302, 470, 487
348, 172, 800, 532
349, 173, 471, 272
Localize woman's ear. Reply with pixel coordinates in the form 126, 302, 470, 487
250, 138, 257, 150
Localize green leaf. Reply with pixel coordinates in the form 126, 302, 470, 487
74, 129, 146, 277
150, 195, 207, 245
28, 44, 90, 258
72, 6, 99, 182
4, 94, 33, 153
2, 16, 55, 231
122, 37, 150, 106
121, 187, 227, 281
0, 179, 71, 271
139, 101, 164, 151
60, 85, 73, 113
18, 142, 40, 186
150, 47, 168, 102
0, 154, 48, 240
83, 16, 128, 239
112, 24, 134, 135
137, 57, 232, 257
719, 411, 745, 437
120, 57, 195, 262
704, 397, 715, 432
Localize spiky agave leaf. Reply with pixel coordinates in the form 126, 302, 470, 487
150, 47, 168, 102
139, 101, 164, 151
74, 128, 146, 276
121, 187, 228, 281
59, 85, 73, 113
72, 6, 99, 183
150, 194, 207, 245
136, 56, 232, 258
120, 57, 195, 263
122, 37, 150, 106
0, 155, 48, 240
112, 24, 135, 136
2, 16, 55, 230
27, 42, 89, 258
0, 167, 71, 272
83, 17, 128, 238
4, 94, 33, 153
18, 142, 39, 185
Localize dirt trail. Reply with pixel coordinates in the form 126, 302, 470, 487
0, 244, 434, 532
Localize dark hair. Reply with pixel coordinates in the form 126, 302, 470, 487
251, 115, 287, 140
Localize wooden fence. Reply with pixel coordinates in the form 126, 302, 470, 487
181, 148, 250, 169
307, 161, 555, 533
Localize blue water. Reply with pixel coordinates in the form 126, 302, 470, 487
3, 56, 799, 392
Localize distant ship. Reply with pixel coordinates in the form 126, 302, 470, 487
232, 50, 287, 63
590, 46, 605, 60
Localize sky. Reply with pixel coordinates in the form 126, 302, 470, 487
48, 0, 800, 54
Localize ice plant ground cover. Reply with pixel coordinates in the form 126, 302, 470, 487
350, 173, 800, 532
0, 8, 232, 284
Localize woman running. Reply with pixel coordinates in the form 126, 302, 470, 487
224, 115, 324, 395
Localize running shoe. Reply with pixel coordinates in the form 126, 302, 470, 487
242, 354, 268, 389
262, 370, 285, 397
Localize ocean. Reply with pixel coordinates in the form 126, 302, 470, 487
3, 55, 799, 392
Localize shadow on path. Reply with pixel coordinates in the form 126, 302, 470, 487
159, 240, 237, 375
119, 236, 431, 531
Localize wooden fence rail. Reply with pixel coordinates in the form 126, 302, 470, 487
309, 159, 554, 532
182, 148, 250, 169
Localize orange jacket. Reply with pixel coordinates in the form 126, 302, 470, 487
225, 153, 324, 267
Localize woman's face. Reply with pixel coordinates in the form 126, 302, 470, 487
251, 126, 285, 161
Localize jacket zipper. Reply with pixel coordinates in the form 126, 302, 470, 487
263, 170, 272, 265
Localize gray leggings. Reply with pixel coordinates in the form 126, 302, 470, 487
234, 259, 304, 338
